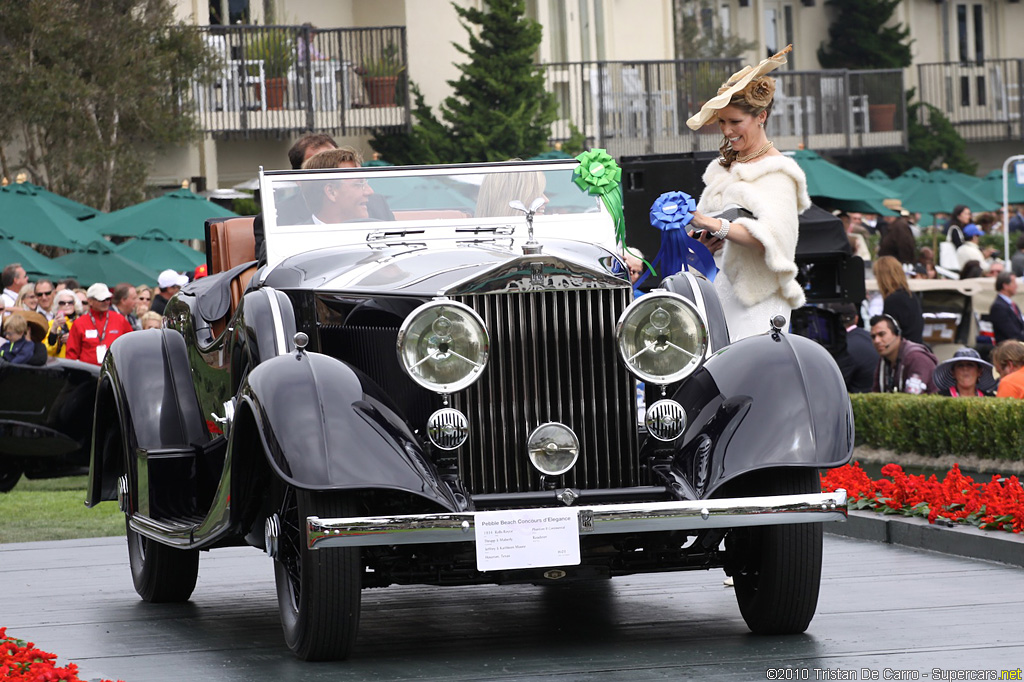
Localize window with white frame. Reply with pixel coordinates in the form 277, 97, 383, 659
763, 1, 793, 68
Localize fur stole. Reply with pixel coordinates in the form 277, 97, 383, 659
697, 155, 811, 309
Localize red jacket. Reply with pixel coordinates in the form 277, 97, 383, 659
66, 309, 134, 365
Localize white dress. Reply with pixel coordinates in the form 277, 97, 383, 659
696, 155, 811, 342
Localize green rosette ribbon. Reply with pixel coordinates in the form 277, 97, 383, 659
573, 148, 625, 246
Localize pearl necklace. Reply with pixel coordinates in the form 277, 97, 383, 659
736, 140, 774, 163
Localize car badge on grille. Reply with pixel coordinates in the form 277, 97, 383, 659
530, 261, 545, 287
578, 510, 594, 533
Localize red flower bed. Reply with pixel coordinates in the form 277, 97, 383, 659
821, 462, 1024, 534
0, 628, 122, 682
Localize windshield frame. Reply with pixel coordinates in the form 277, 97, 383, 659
257, 159, 614, 270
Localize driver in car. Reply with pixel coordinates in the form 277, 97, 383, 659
298, 148, 376, 224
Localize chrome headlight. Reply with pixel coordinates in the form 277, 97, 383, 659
397, 299, 489, 393
615, 291, 708, 385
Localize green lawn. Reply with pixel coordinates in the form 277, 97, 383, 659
0, 475, 124, 544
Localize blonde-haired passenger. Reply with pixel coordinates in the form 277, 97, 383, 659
475, 167, 547, 218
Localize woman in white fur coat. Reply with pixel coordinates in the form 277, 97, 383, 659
683, 46, 810, 342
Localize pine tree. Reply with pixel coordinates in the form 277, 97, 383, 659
817, 0, 912, 69
370, 0, 557, 164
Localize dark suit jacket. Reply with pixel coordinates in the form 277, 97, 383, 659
989, 295, 1024, 344
834, 327, 879, 394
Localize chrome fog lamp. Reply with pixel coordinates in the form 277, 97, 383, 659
427, 408, 469, 450
397, 299, 489, 393
645, 399, 687, 442
615, 291, 708, 385
527, 422, 579, 476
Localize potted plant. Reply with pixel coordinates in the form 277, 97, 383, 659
358, 42, 405, 107
244, 29, 296, 110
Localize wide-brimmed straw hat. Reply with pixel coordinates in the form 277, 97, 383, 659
933, 347, 997, 393
686, 45, 792, 130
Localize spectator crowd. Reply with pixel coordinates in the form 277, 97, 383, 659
0, 262, 196, 366
831, 202, 1024, 401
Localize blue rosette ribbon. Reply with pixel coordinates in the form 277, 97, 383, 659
637, 191, 718, 288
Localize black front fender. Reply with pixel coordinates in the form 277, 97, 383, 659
87, 329, 207, 506
664, 331, 853, 498
239, 350, 458, 511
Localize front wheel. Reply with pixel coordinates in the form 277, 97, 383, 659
726, 469, 823, 635
274, 485, 361, 661
126, 522, 200, 602
115, 423, 200, 603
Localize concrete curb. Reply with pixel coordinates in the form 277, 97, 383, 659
825, 510, 1024, 567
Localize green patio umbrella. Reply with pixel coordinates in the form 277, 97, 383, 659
0, 229, 76, 280
865, 169, 891, 182
0, 182, 105, 249
53, 239, 160, 287
92, 187, 239, 240
362, 159, 394, 167
1, 181, 98, 221
899, 175, 995, 216
790, 150, 899, 215
928, 167, 981, 190
114, 229, 205, 273
973, 169, 1024, 205
889, 167, 930, 193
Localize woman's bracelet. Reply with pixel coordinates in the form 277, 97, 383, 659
712, 218, 731, 240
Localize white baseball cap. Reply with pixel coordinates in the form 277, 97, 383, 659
86, 282, 113, 301
157, 269, 189, 289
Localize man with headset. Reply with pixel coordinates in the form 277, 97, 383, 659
869, 314, 938, 394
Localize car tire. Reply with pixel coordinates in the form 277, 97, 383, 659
126, 521, 200, 602
115, 425, 200, 603
727, 468, 823, 635
274, 485, 361, 661
0, 462, 23, 493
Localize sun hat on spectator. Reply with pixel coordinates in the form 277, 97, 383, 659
933, 347, 996, 393
157, 269, 189, 289
86, 283, 113, 301
963, 223, 983, 238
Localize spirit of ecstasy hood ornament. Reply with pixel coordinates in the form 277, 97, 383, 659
509, 197, 545, 255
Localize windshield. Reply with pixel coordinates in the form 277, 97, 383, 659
258, 160, 614, 268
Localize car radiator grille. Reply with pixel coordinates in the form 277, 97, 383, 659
451, 288, 640, 494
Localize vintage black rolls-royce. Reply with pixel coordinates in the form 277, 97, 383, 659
86, 159, 851, 661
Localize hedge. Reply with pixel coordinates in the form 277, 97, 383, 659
850, 393, 1024, 461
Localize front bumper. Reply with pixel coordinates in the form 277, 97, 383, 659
307, 490, 847, 550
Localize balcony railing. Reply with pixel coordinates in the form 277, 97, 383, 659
917, 59, 1024, 142
188, 25, 411, 137
542, 61, 907, 157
